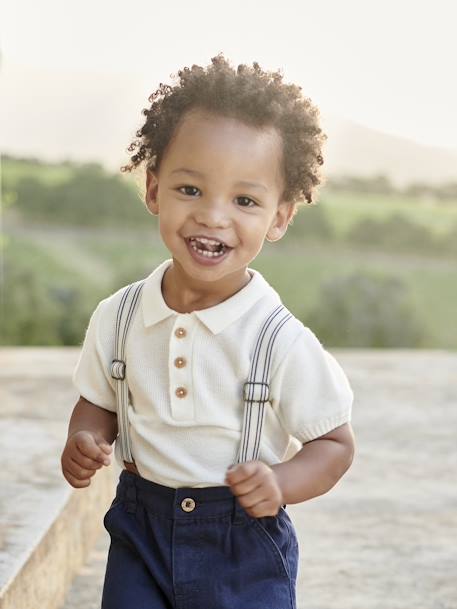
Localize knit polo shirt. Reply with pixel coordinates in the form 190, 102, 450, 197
72, 258, 353, 488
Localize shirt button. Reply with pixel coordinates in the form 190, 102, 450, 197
181, 497, 196, 512
174, 357, 187, 368
175, 386, 187, 398
175, 327, 187, 338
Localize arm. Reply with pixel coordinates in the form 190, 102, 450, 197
61, 396, 118, 488
225, 422, 355, 516
271, 422, 355, 505
68, 395, 118, 444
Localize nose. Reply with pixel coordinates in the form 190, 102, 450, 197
193, 197, 231, 228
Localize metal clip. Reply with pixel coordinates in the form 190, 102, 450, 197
111, 359, 126, 380
243, 381, 270, 403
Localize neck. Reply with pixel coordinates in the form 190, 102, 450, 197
161, 261, 252, 313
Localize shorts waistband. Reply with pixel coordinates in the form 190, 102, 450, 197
116, 469, 247, 521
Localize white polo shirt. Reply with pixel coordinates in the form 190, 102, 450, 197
72, 258, 353, 488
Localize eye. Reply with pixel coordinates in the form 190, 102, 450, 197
178, 185, 200, 196
236, 196, 257, 208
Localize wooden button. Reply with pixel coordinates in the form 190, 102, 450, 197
181, 497, 196, 512
174, 357, 186, 368
175, 386, 187, 398
175, 327, 187, 338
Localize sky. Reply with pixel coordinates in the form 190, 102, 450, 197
1, 0, 457, 167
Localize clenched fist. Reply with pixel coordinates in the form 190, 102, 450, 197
224, 460, 284, 518
61, 431, 113, 488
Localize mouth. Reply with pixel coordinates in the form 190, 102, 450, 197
184, 236, 233, 265
186, 236, 233, 258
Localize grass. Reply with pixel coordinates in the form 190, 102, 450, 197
255, 241, 457, 349
3, 157, 457, 238
320, 190, 457, 238
2, 158, 75, 188
5, 224, 456, 349
3, 158, 456, 348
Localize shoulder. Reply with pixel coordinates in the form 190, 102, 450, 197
249, 298, 314, 378
89, 278, 146, 348
273, 320, 354, 399
268, 313, 343, 374
96, 277, 146, 317
275, 317, 324, 369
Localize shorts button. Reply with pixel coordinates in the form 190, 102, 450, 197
181, 497, 196, 512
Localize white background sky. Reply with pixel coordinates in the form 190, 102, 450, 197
1, 0, 457, 166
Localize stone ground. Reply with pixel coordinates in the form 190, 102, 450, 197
61, 349, 457, 609
2, 348, 456, 609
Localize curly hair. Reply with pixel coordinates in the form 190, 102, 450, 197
121, 53, 327, 206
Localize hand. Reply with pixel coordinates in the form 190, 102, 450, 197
224, 460, 284, 518
61, 430, 112, 488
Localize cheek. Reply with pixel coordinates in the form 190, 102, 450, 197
243, 218, 271, 242
159, 207, 180, 228
157, 215, 175, 241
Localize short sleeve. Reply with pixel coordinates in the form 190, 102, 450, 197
72, 301, 117, 412
270, 327, 353, 443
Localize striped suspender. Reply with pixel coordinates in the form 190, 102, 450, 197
110, 279, 145, 463
110, 282, 292, 466
235, 303, 293, 464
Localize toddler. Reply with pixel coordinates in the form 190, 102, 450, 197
61, 54, 355, 609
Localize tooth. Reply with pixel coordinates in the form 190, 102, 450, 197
194, 237, 222, 246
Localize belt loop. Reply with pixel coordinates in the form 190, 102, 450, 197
125, 478, 137, 514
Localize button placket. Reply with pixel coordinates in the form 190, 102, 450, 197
169, 316, 195, 420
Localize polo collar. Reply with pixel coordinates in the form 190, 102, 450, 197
141, 258, 278, 335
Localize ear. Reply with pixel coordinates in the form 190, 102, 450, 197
145, 168, 159, 215
266, 202, 297, 243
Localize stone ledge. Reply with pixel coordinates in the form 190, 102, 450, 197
0, 467, 117, 609
0, 348, 118, 609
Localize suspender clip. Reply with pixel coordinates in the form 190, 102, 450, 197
111, 359, 126, 380
243, 381, 270, 403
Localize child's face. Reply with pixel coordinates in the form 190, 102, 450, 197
145, 109, 295, 290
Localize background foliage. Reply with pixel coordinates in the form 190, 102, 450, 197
2, 156, 456, 348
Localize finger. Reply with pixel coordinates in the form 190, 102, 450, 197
71, 452, 104, 471
93, 439, 113, 464
236, 483, 268, 509
225, 461, 260, 484
96, 443, 112, 465
247, 499, 280, 518
62, 468, 91, 488
228, 474, 263, 496
76, 434, 110, 464
99, 442, 113, 455
226, 464, 267, 490
76, 443, 110, 467
66, 457, 98, 480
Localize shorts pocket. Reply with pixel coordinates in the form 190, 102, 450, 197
103, 497, 124, 532
251, 511, 292, 579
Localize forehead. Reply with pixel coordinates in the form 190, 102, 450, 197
161, 109, 284, 187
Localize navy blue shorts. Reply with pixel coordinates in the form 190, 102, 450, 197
101, 469, 299, 609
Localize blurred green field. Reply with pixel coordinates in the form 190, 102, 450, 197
3, 156, 457, 236
2, 158, 456, 348
321, 190, 457, 238
2, 157, 75, 186
6, 222, 457, 349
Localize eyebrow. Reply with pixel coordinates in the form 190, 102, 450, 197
170, 168, 268, 192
